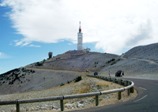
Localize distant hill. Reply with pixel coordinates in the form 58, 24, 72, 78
101, 43, 158, 77
1, 43, 158, 94
0, 68, 81, 94
0, 50, 118, 94
27, 50, 119, 72
124, 43, 158, 61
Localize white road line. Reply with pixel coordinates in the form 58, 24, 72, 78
134, 95, 148, 103
139, 87, 147, 91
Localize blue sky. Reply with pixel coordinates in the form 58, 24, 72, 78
0, 3, 98, 74
0, 4, 98, 74
1, 0, 158, 73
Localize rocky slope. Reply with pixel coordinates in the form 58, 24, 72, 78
0, 43, 158, 94
124, 43, 158, 61
27, 50, 119, 72
0, 68, 81, 94
101, 43, 158, 78
0, 50, 119, 94
0, 76, 137, 112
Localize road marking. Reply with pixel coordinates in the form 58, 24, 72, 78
139, 87, 147, 91
134, 95, 148, 103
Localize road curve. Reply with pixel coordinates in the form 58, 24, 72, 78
70, 78, 158, 112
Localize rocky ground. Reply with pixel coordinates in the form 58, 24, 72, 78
0, 68, 81, 94
1, 43, 157, 95
0, 76, 137, 112
26, 50, 119, 72
25, 43, 158, 79
0, 43, 157, 111
100, 43, 158, 79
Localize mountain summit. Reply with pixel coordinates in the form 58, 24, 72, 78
0, 43, 158, 94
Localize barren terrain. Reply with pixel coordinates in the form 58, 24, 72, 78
0, 43, 158, 111
0, 76, 137, 112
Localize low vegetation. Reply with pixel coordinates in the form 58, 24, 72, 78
106, 58, 121, 65
0, 76, 137, 112
1, 43, 158, 111
0, 68, 35, 86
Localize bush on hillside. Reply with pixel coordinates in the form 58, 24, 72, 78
106, 58, 115, 64
74, 76, 82, 82
35, 62, 43, 66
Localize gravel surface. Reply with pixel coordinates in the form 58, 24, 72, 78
0, 69, 81, 94
1, 43, 157, 111
0, 76, 137, 112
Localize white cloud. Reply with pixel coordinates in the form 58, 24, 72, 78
14, 39, 31, 46
28, 44, 41, 48
1, 0, 158, 54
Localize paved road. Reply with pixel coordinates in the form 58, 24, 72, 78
71, 78, 158, 112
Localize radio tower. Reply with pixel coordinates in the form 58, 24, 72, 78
77, 21, 83, 50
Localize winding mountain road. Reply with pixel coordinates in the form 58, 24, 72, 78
72, 78, 158, 112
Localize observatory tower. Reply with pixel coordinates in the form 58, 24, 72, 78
77, 21, 83, 50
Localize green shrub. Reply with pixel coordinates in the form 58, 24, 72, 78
74, 76, 82, 82
106, 58, 115, 64
35, 62, 43, 66
94, 61, 99, 64
60, 83, 64, 86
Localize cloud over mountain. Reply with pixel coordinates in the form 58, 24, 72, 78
1, 0, 158, 54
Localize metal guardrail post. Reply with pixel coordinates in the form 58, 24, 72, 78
118, 91, 122, 100
130, 87, 134, 93
95, 95, 99, 106
16, 100, 20, 112
60, 99, 64, 111
127, 89, 130, 96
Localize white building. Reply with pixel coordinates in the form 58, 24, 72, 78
77, 21, 83, 50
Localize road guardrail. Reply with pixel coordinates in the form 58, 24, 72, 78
0, 75, 134, 112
